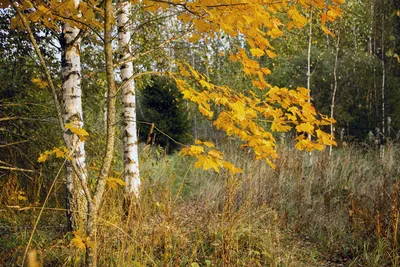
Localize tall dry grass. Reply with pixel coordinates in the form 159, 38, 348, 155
1, 143, 400, 266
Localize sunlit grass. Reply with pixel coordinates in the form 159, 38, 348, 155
1, 143, 400, 266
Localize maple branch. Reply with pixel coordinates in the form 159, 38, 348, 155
150, 0, 248, 11
149, 0, 202, 16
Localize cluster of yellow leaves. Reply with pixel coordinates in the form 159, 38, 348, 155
180, 140, 242, 174
173, 65, 336, 169
71, 231, 94, 250
17, 0, 343, 174
17, 190, 28, 201
38, 146, 70, 162
106, 177, 126, 189
11, 0, 103, 31
142, 0, 343, 89
65, 123, 89, 141
31, 77, 48, 89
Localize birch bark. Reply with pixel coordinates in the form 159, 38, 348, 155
306, 10, 313, 165
330, 31, 340, 157
60, 0, 87, 231
117, 0, 141, 198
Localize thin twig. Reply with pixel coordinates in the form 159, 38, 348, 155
0, 166, 36, 173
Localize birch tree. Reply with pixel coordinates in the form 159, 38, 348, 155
60, 0, 88, 231
11, 1, 344, 265
117, 0, 140, 199
330, 30, 340, 156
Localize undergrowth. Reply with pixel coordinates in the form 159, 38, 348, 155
1, 143, 399, 266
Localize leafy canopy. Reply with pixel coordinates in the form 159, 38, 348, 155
13, 0, 343, 173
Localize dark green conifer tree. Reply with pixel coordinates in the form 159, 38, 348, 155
137, 75, 192, 153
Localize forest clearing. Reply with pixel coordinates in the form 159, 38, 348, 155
1, 0, 400, 266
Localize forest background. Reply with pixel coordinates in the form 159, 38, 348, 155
1, 0, 400, 266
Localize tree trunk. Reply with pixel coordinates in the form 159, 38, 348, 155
306, 10, 313, 165
117, 0, 141, 199
330, 30, 340, 157
60, 0, 87, 232
381, 13, 386, 158
86, 0, 118, 264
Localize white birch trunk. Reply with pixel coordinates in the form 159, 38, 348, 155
306, 11, 313, 165
330, 31, 340, 157
61, 0, 87, 231
117, 0, 140, 198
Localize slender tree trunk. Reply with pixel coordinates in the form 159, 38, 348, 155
86, 0, 118, 265
60, 0, 87, 231
369, 0, 374, 55
307, 12, 312, 105
117, 0, 141, 198
367, 0, 375, 113
307, 10, 313, 165
381, 13, 386, 158
330, 30, 340, 157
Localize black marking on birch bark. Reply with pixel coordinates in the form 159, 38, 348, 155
123, 102, 136, 108
125, 170, 137, 176
65, 94, 81, 99
121, 64, 129, 70
64, 71, 82, 81
122, 119, 136, 123
123, 130, 133, 138
124, 158, 137, 164
125, 141, 135, 145
65, 113, 83, 123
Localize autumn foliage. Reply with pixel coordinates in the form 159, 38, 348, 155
12, 0, 343, 173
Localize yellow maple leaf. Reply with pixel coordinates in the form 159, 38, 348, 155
54, 147, 65, 158
178, 13, 192, 23
230, 101, 246, 121
38, 152, 50, 163
203, 157, 220, 173
71, 232, 86, 249
32, 78, 48, 89
296, 123, 314, 134
250, 48, 264, 57
265, 50, 276, 58
194, 140, 215, 148
268, 28, 283, 38
223, 161, 243, 174
65, 123, 89, 141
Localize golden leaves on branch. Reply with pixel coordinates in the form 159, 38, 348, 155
31, 78, 48, 89
180, 142, 242, 174
38, 146, 70, 162
38, 125, 89, 163
65, 123, 89, 141
106, 177, 126, 189
173, 64, 336, 170
71, 231, 94, 250
11, 0, 103, 32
